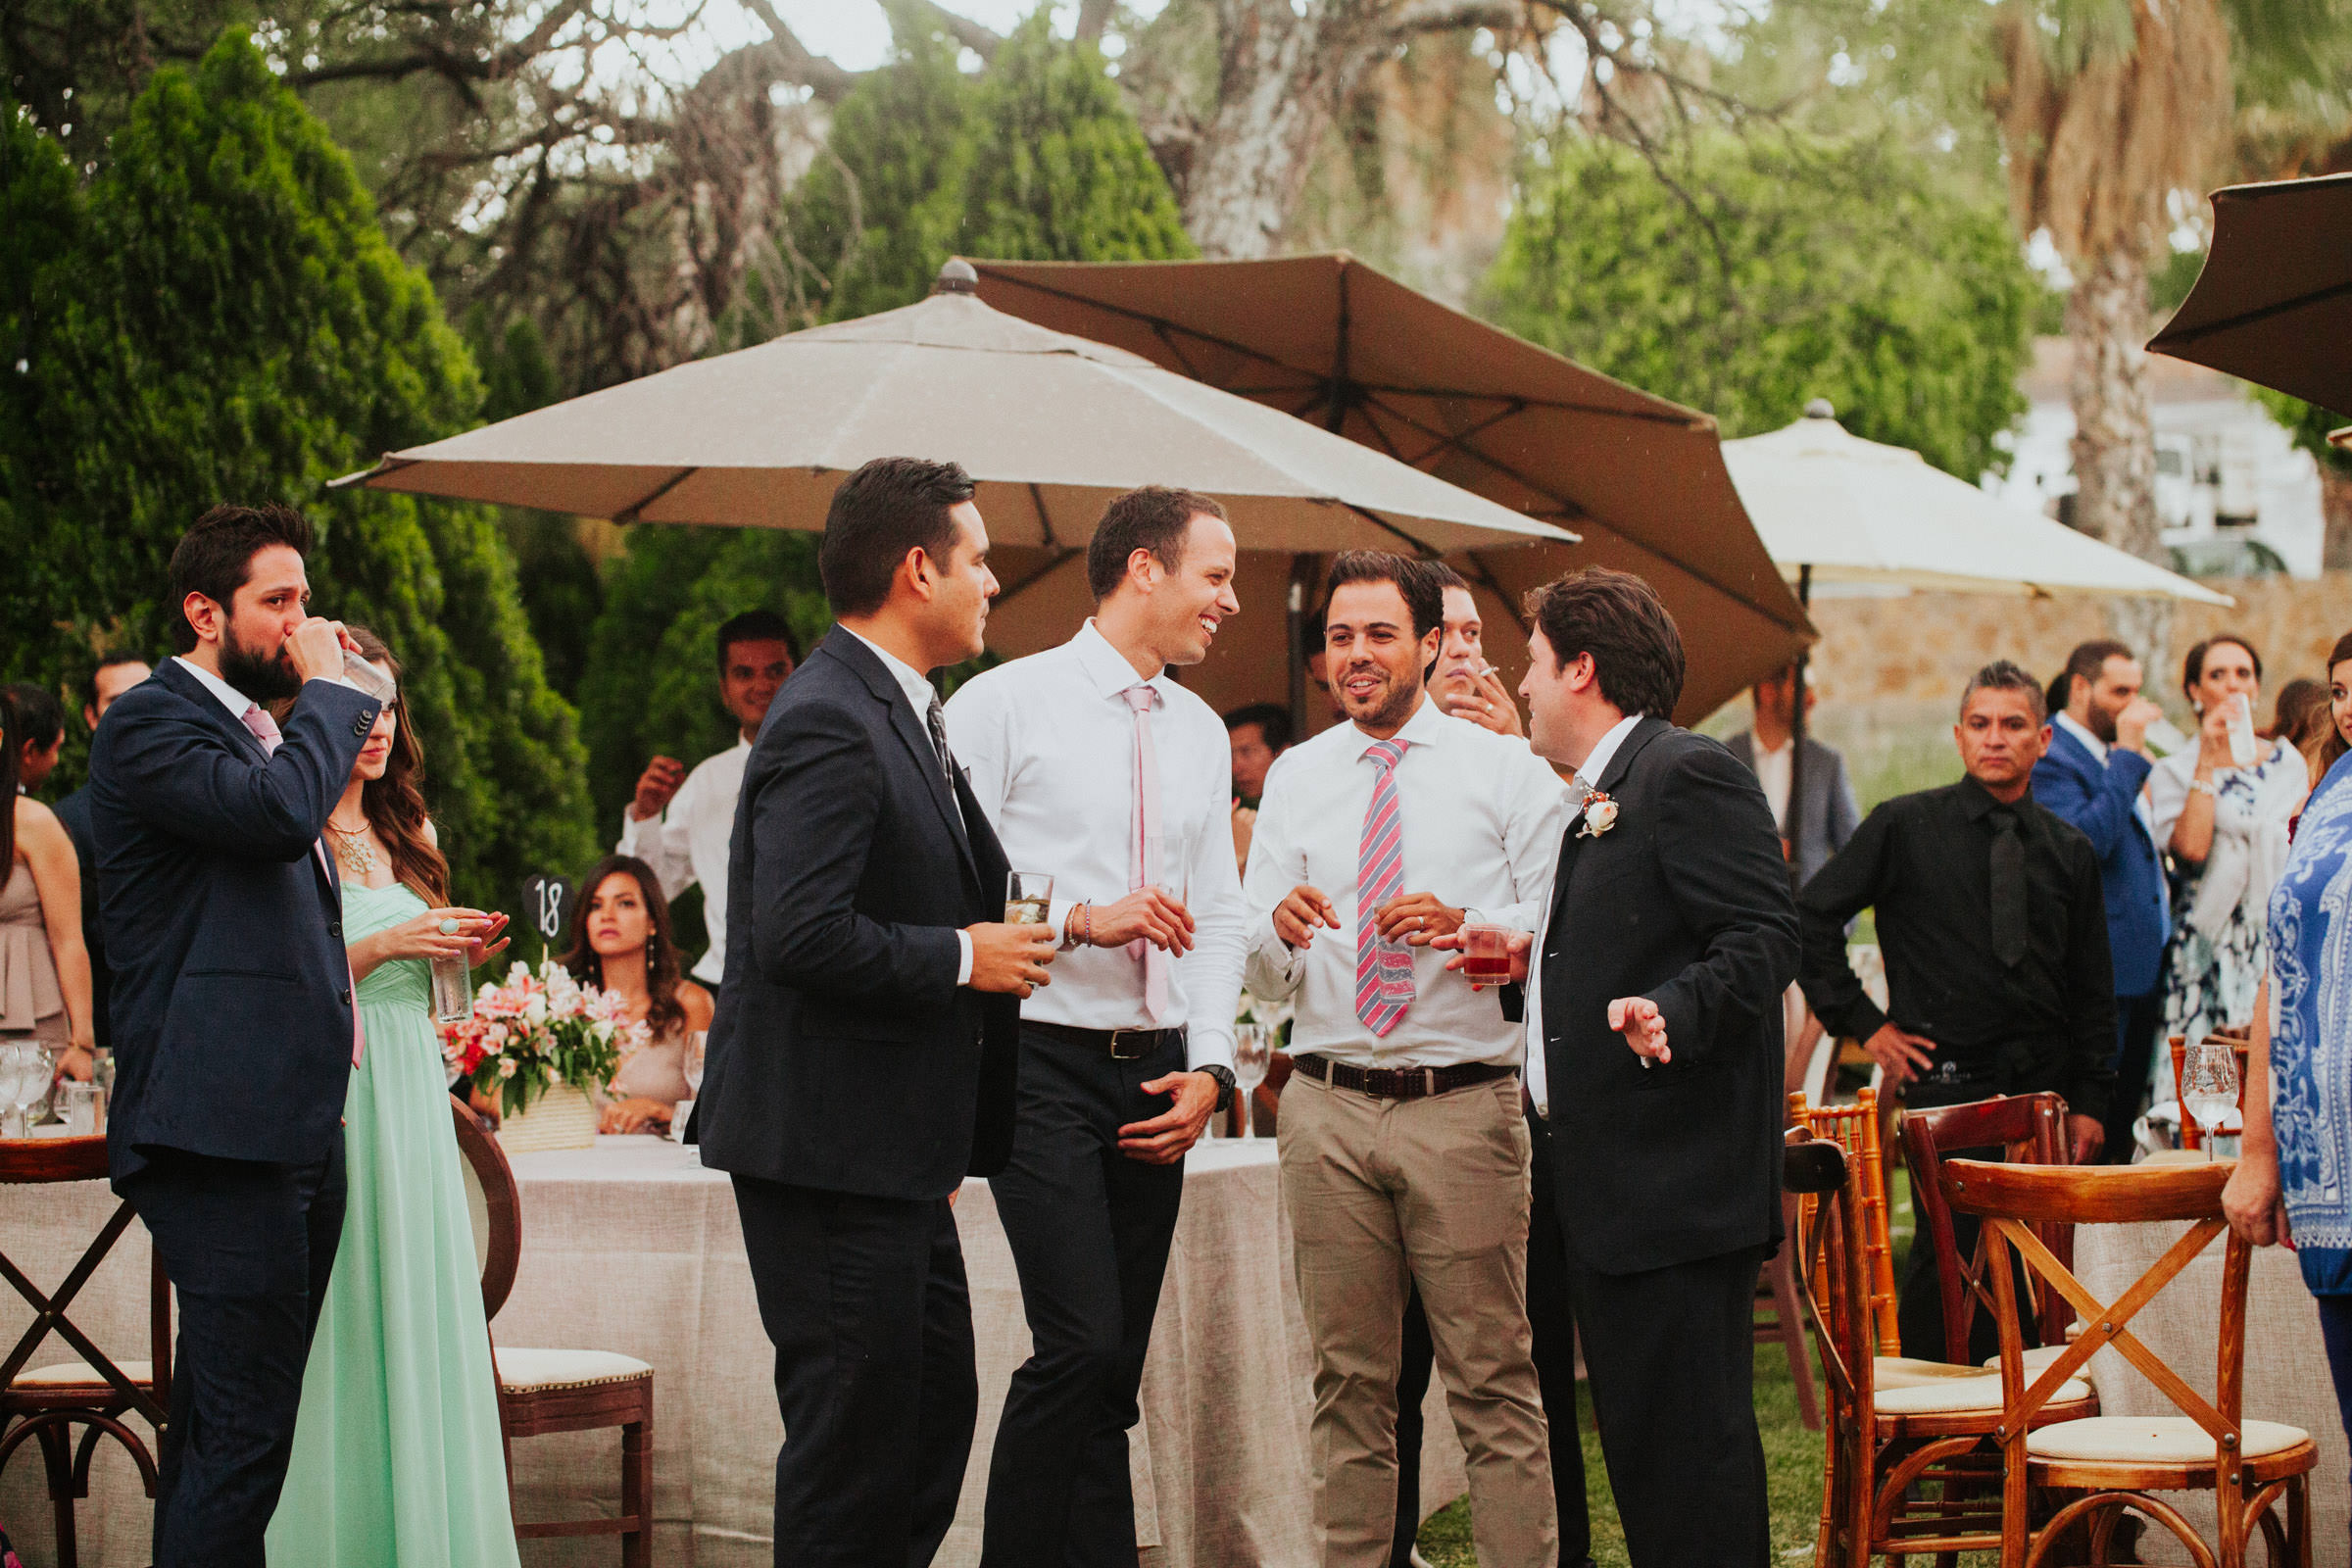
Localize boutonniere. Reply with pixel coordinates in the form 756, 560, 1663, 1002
1576, 792, 1620, 839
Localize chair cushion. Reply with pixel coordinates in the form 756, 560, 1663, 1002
1876, 1373, 2091, 1414
13, 1359, 154, 1390
1876, 1356, 1996, 1389
1981, 1345, 2073, 1375
494, 1347, 652, 1394
2027, 1416, 2309, 1462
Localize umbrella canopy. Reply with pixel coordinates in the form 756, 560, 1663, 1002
1721, 406, 2232, 606
339, 264, 1571, 560
968, 254, 1813, 725
2148, 172, 2352, 420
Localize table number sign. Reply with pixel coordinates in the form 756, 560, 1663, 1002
518, 874, 575, 960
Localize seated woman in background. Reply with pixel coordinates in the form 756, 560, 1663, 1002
562, 854, 712, 1135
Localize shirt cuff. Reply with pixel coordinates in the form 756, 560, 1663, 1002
617, 811, 654, 854
1187, 1022, 1236, 1073
956, 930, 974, 988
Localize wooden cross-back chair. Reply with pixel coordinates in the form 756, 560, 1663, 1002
2170, 1034, 2254, 1152
0, 1135, 171, 1568
1898, 1093, 2078, 1369
1792, 1128, 2097, 1567
449, 1097, 655, 1567
1941, 1157, 2316, 1568
1792, 1088, 1901, 1355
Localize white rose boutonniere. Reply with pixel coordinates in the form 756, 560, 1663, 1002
1576, 793, 1620, 839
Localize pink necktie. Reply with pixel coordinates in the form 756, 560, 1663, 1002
1121, 685, 1169, 1026
1356, 739, 1414, 1037
243, 704, 366, 1068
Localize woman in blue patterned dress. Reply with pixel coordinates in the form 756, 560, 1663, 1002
2226, 629, 2352, 1479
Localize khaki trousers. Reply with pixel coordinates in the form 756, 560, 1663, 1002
1278, 1067, 1558, 1568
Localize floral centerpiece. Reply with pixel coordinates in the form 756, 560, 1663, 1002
439, 958, 645, 1152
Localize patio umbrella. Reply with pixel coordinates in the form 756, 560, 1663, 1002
2148, 172, 2352, 422
968, 254, 1812, 727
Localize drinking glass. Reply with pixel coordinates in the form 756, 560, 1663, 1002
1460, 924, 1515, 985
1232, 1023, 1273, 1137
59, 1079, 104, 1136
2180, 1038, 2241, 1161
0, 1043, 46, 1140
684, 1030, 709, 1098
430, 953, 473, 1024
1004, 872, 1054, 927
1147, 827, 1198, 906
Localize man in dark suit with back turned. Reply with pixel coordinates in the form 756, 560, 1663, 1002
88, 504, 380, 1567
696, 457, 1057, 1568
1472, 566, 1798, 1567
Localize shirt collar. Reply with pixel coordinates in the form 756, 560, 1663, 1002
173, 655, 259, 722
840, 626, 937, 716
1349, 693, 1447, 759
1956, 773, 2025, 821
2054, 710, 2108, 762
1070, 618, 1170, 703
1752, 731, 1792, 760
1575, 711, 1643, 787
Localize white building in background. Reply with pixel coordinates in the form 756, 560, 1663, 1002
1986, 337, 2326, 578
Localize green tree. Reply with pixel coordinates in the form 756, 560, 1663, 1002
1480, 132, 2035, 481
0, 32, 593, 905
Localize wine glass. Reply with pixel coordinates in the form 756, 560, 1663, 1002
2180, 1038, 2242, 1161
684, 1031, 708, 1098
1232, 1024, 1273, 1137
0, 1043, 47, 1139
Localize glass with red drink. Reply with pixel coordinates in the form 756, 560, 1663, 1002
1460, 923, 1514, 984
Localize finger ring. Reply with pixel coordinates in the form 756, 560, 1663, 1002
438, 917, 462, 935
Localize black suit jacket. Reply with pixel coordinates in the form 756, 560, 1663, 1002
51, 786, 111, 1053
696, 627, 1020, 1200
1531, 718, 1800, 1275
88, 660, 378, 1183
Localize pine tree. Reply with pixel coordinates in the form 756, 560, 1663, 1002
0, 33, 594, 905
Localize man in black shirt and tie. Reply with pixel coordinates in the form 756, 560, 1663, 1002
1797, 660, 2114, 1360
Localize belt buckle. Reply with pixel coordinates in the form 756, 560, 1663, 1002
1107, 1028, 1152, 1061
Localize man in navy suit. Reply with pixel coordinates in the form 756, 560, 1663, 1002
88, 503, 380, 1567
696, 457, 1057, 1568
2033, 639, 2169, 1162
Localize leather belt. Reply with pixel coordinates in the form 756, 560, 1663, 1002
1025, 1020, 1188, 1062
1292, 1053, 1516, 1102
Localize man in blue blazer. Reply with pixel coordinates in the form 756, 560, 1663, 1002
2032, 640, 2169, 1162
89, 503, 380, 1566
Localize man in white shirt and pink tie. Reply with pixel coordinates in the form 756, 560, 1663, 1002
943, 486, 1248, 1568
1243, 551, 1569, 1568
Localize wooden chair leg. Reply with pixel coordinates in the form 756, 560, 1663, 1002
1765, 1248, 1821, 1430
35, 1419, 80, 1568
621, 1414, 652, 1568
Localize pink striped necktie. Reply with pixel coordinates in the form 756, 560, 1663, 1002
1355, 738, 1414, 1037
243, 704, 366, 1068
1121, 685, 1169, 1025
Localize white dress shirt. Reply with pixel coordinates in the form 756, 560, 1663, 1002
1242, 695, 1569, 1070
1751, 734, 1792, 832
839, 626, 973, 986
945, 621, 1249, 1070
1524, 710, 1642, 1115
616, 737, 748, 986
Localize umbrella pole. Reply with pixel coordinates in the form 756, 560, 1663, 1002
1787, 565, 1812, 888
1288, 555, 1311, 731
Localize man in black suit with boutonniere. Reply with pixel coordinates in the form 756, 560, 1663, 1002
1452, 566, 1798, 1567
695, 456, 1058, 1568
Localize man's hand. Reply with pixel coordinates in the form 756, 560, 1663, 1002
1082, 888, 1195, 954
966, 922, 1057, 998
1435, 928, 1531, 989
2113, 697, 2164, 756
1118, 1070, 1220, 1163
1436, 666, 1524, 737
631, 756, 688, 821
1375, 893, 1464, 948
2223, 1147, 2288, 1247
1608, 997, 1670, 1064
1861, 1023, 1937, 1086
1274, 884, 1342, 950
2065, 1112, 2105, 1164
285, 616, 352, 685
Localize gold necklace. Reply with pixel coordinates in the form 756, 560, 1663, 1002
323, 817, 379, 880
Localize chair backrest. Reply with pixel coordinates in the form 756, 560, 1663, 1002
448, 1096, 521, 1322
0, 1134, 172, 1425
1791, 1087, 1901, 1354
1897, 1093, 2074, 1365
1788, 1128, 1875, 1563
1941, 1158, 2249, 1454
2170, 1034, 2253, 1152
0, 1134, 110, 1185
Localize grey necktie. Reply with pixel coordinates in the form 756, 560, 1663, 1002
925, 692, 965, 830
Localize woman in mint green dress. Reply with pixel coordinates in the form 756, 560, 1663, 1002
266, 629, 518, 1567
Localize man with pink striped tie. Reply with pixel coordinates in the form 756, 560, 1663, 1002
1243, 552, 1571, 1568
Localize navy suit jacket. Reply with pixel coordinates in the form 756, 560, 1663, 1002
696, 627, 1020, 1200
88, 659, 379, 1183
51, 786, 112, 1052
2031, 726, 2168, 998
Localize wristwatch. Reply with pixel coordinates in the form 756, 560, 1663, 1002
1198, 1063, 1238, 1113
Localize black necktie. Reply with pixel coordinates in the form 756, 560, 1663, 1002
925, 692, 966, 831
1987, 806, 2028, 969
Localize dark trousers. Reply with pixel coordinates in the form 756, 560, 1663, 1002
1894, 1073, 2045, 1364
1393, 1105, 1591, 1566
731, 1176, 976, 1568
2104, 990, 2163, 1164
122, 1140, 346, 1568
1570, 1245, 1770, 1568
2316, 1294, 2352, 1529
981, 1027, 1187, 1568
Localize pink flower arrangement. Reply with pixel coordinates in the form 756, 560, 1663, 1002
439, 958, 647, 1117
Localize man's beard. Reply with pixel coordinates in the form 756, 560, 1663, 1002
2085, 698, 2121, 745
1342, 664, 1421, 731
219, 617, 303, 702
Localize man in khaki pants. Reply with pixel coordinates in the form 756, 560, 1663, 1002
1244, 552, 1570, 1568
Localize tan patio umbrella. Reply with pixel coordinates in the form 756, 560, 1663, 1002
968, 254, 1813, 726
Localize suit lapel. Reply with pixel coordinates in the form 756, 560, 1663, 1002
157, 662, 340, 904
819, 632, 981, 886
